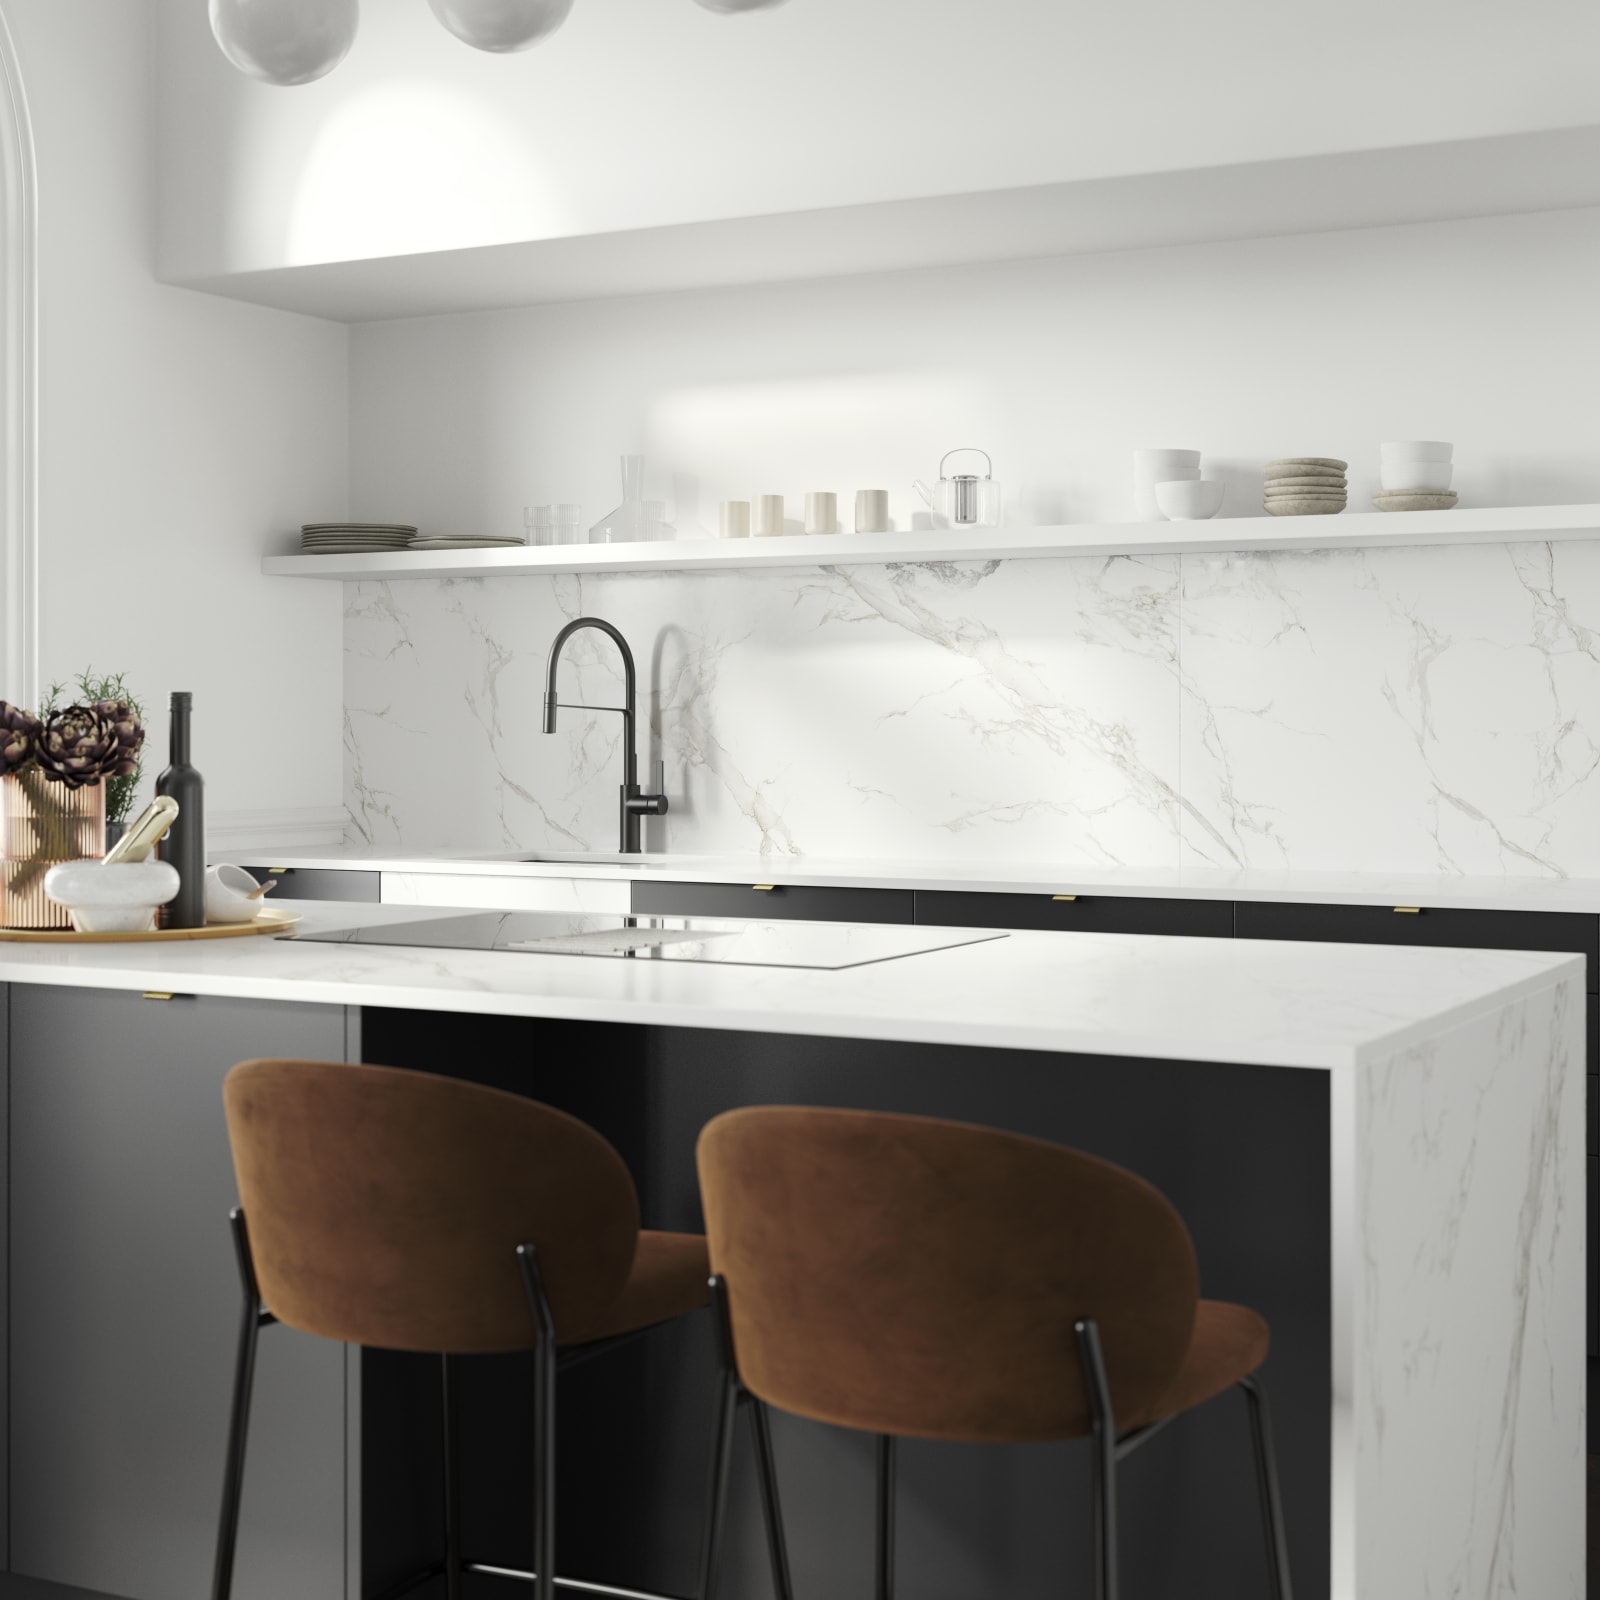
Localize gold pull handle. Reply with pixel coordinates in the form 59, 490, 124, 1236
267, 867, 289, 875
752, 884, 776, 892
142, 992, 174, 1001
1051, 894, 1078, 902
1393, 906, 1422, 915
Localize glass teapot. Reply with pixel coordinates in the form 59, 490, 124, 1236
913, 448, 1002, 530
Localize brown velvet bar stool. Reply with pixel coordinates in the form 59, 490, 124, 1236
696, 1106, 1295, 1600
213, 1059, 790, 1600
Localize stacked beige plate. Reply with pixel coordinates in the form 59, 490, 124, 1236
302, 522, 417, 554
1262, 458, 1347, 516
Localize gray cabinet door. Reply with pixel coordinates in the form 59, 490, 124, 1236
9, 988, 351, 1600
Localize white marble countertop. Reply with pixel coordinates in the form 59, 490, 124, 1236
214, 847, 1600, 915
0, 901, 1577, 1071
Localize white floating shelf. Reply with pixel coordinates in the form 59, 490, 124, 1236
172, 127, 1600, 324
261, 505, 1600, 582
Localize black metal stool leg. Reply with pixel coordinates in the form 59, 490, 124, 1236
212, 1209, 264, 1600
1240, 1376, 1294, 1600
519, 1244, 559, 1600
749, 1399, 794, 1600
1076, 1319, 1119, 1600
442, 1354, 463, 1600
698, 1367, 740, 1600
874, 1434, 896, 1600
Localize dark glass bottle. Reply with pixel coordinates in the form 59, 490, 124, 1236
156, 691, 205, 929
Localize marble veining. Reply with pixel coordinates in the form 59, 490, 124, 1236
1346, 976, 1583, 1598
344, 538, 1600, 873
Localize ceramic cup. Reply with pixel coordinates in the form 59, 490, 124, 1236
1155, 479, 1226, 520
719, 501, 751, 539
43, 858, 180, 934
205, 863, 267, 924
1379, 460, 1453, 492
1380, 440, 1453, 463
804, 492, 838, 536
754, 495, 785, 538
855, 489, 891, 534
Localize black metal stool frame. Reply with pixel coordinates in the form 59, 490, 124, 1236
700, 1290, 1296, 1600
211, 1210, 794, 1600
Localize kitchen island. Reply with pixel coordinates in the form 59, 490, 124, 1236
0, 902, 1581, 1600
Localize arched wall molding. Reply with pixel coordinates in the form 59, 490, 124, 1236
0, 1, 36, 709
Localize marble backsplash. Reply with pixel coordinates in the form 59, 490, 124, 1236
344, 537, 1600, 875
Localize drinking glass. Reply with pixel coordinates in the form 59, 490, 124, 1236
552, 504, 584, 546
524, 505, 553, 546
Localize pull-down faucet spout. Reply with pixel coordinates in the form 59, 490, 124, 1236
543, 617, 667, 854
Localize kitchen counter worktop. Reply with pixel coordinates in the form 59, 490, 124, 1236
0, 900, 1576, 1071
0, 901, 1579, 1600
215, 847, 1600, 916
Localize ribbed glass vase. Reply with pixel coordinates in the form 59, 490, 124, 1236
1, 770, 106, 930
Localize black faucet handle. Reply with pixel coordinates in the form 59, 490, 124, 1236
628, 760, 669, 817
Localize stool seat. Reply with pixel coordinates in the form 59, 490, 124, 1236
1140, 1299, 1270, 1428
584, 1230, 711, 1343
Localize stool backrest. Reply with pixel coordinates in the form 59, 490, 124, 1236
224, 1059, 640, 1353
697, 1105, 1198, 1442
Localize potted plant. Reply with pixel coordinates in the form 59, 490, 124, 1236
41, 671, 147, 848
0, 674, 144, 929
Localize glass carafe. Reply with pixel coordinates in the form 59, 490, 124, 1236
589, 456, 671, 544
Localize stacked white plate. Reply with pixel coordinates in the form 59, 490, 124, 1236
301, 523, 417, 554
408, 535, 527, 550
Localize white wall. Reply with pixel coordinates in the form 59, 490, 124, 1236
156, 0, 1600, 279
6, 0, 349, 841
343, 207, 1600, 873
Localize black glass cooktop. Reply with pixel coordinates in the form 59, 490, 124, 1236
293, 911, 1005, 972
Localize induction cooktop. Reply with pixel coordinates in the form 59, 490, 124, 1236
292, 912, 1006, 972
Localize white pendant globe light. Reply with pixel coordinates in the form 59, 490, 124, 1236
208, 0, 360, 86
426, 0, 575, 52
692, 0, 789, 10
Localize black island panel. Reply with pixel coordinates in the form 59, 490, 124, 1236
359, 1008, 1332, 1600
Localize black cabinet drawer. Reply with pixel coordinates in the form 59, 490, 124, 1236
630, 880, 914, 925
1234, 901, 1599, 992
915, 891, 1233, 938
238, 866, 381, 904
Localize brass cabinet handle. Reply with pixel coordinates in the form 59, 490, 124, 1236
1393, 906, 1423, 915
1051, 894, 1078, 902
267, 867, 289, 875
142, 992, 175, 1001
752, 884, 776, 892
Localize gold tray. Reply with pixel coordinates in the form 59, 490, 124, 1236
0, 906, 301, 943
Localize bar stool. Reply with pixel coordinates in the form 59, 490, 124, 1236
695, 1105, 1295, 1600
213, 1059, 791, 1600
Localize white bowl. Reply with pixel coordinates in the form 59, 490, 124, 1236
1135, 461, 1200, 520
1380, 460, 1453, 492
44, 859, 180, 933
1155, 479, 1225, 520
1134, 449, 1201, 472
1380, 440, 1453, 463
206, 863, 267, 924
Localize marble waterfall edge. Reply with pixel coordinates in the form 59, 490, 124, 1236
343, 539, 1600, 874
1338, 972, 1584, 1599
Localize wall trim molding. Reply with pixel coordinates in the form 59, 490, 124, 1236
0, 3, 37, 709
208, 806, 348, 853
